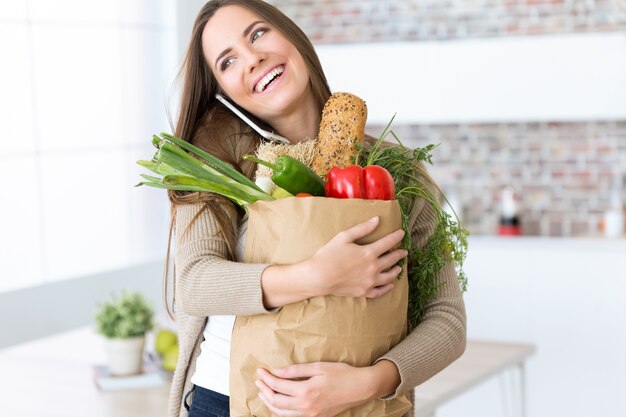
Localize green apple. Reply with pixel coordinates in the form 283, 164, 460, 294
155, 329, 178, 356
162, 344, 179, 372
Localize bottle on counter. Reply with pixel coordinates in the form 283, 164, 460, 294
498, 186, 522, 236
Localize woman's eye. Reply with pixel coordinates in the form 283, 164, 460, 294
221, 57, 234, 71
251, 28, 267, 43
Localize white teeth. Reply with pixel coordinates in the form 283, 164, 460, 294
255, 66, 284, 93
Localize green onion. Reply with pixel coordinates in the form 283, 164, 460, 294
136, 133, 274, 207
136, 160, 182, 177
160, 133, 263, 193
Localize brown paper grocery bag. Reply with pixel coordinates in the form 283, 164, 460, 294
229, 197, 412, 417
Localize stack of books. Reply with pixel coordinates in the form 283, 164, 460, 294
93, 361, 170, 391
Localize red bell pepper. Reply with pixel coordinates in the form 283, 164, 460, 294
325, 165, 395, 200
362, 165, 396, 200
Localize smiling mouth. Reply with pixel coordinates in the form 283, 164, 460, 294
254, 65, 285, 93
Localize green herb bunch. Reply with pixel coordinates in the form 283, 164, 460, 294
95, 291, 154, 339
356, 116, 469, 329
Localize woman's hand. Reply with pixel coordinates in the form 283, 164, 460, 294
306, 216, 408, 299
255, 360, 401, 417
260, 216, 407, 309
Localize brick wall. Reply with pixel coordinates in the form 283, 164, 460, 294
269, 0, 626, 43
366, 121, 626, 236
268, 0, 626, 237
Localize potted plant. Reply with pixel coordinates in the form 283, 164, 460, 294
94, 291, 154, 376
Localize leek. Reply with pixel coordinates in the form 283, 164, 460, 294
136, 133, 274, 206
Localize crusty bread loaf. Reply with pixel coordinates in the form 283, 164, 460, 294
311, 92, 367, 178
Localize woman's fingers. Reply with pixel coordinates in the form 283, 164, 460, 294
256, 362, 374, 417
365, 282, 395, 298
311, 218, 408, 299
256, 379, 299, 414
367, 228, 405, 255
258, 391, 299, 417
365, 263, 403, 298
256, 366, 321, 416
336, 219, 406, 257
256, 368, 303, 397
257, 396, 291, 417
335, 216, 379, 243
377, 248, 409, 271
271, 363, 323, 379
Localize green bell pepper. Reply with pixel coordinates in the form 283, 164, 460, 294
243, 154, 326, 197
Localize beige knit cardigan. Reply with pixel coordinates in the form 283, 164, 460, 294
166, 179, 467, 417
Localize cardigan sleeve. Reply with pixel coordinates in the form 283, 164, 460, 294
375, 182, 467, 398
174, 201, 272, 317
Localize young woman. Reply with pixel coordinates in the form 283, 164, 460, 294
167, 1, 467, 417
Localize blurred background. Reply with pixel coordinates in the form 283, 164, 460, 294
0, 1, 624, 417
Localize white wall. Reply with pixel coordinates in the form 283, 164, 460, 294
0, 0, 178, 292
316, 32, 626, 124
176, 0, 206, 62
0, 261, 165, 348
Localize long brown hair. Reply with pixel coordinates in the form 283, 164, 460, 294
175, 0, 331, 143
164, 0, 332, 319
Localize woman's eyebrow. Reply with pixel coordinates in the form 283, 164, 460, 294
214, 20, 264, 68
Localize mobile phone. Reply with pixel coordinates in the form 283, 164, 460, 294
215, 94, 290, 144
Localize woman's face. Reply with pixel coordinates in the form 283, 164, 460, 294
202, 5, 312, 122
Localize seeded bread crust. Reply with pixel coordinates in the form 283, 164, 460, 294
311, 92, 367, 178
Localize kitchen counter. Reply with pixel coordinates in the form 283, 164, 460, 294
468, 234, 626, 249
439, 234, 626, 417
0, 327, 170, 417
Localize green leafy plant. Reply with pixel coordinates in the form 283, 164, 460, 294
95, 291, 154, 339
356, 115, 469, 329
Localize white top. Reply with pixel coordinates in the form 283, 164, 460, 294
190, 216, 248, 395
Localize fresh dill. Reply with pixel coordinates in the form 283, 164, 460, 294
355, 116, 469, 329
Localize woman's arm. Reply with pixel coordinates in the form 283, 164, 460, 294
176, 110, 408, 317
175, 201, 408, 317
256, 254, 465, 416
374, 185, 467, 398
256, 179, 467, 414
174, 201, 272, 317
260, 215, 407, 308
256, 360, 400, 417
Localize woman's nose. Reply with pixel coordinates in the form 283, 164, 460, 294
243, 47, 265, 72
